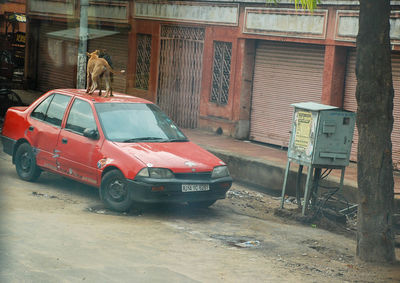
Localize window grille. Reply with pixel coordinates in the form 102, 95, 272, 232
160, 25, 205, 41
135, 34, 152, 90
210, 41, 232, 105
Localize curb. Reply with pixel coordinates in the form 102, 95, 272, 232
203, 146, 358, 205
205, 146, 400, 210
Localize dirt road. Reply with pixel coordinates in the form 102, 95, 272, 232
0, 149, 399, 282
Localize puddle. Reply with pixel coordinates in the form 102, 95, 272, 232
210, 234, 263, 249
86, 205, 142, 216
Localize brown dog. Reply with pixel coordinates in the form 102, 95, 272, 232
86, 50, 125, 97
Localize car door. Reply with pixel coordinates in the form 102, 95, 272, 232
56, 98, 103, 186
27, 93, 72, 171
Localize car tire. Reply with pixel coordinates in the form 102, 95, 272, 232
15, 143, 41, 182
187, 200, 217, 208
100, 169, 133, 212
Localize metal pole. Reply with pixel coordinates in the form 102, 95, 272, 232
339, 167, 346, 191
76, 0, 89, 89
310, 168, 322, 209
295, 165, 303, 209
302, 165, 313, 216
280, 160, 291, 208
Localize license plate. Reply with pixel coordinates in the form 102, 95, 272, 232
182, 184, 210, 192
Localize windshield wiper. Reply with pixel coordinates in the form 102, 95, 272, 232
122, 137, 166, 143
167, 138, 189, 142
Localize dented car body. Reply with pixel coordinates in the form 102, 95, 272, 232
1, 89, 232, 211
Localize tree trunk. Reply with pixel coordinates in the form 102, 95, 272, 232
356, 0, 395, 262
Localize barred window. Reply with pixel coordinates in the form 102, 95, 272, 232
135, 34, 152, 90
210, 41, 232, 105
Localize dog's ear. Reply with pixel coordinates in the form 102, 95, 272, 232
87, 52, 90, 57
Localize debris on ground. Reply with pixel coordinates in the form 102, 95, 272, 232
227, 189, 266, 203
31, 191, 79, 204
225, 186, 361, 238
32, 191, 58, 199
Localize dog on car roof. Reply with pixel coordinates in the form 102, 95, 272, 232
85, 50, 125, 98
98, 49, 114, 82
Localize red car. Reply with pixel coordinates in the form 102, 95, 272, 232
1, 89, 232, 211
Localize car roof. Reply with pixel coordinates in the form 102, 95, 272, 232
51, 89, 152, 104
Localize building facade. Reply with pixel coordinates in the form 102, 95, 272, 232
1, 0, 26, 84
25, 0, 400, 164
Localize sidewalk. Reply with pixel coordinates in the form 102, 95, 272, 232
13, 89, 42, 105
183, 129, 400, 204
12, 89, 400, 203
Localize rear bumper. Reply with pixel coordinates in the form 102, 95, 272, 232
1, 135, 16, 156
126, 176, 232, 203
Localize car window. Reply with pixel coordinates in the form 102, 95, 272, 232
44, 94, 71, 127
31, 94, 54, 121
65, 99, 97, 135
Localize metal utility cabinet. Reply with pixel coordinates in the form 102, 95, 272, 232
280, 102, 356, 215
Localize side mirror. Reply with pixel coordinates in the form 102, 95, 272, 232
83, 128, 99, 140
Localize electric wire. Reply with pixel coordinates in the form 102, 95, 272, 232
309, 170, 356, 221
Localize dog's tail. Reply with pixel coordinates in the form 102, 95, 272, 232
106, 65, 126, 75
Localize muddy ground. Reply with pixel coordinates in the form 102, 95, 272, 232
0, 150, 399, 282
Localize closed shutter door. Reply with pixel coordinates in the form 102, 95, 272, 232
343, 49, 358, 161
250, 41, 325, 147
343, 51, 400, 165
88, 31, 128, 93
37, 22, 77, 92
393, 55, 400, 166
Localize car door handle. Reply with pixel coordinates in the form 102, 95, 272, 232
62, 138, 68, 144
28, 126, 34, 131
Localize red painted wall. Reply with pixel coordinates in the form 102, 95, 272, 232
128, 18, 244, 135
128, 4, 357, 136
127, 19, 160, 103
199, 24, 241, 133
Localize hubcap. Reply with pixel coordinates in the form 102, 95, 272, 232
108, 179, 126, 200
20, 152, 31, 172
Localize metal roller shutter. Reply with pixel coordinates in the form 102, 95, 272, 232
394, 54, 400, 167
342, 49, 358, 161
88, 31, 128, 93
37, 22, 77, 92
250, 41, 325, 147
343, 50, 400, 165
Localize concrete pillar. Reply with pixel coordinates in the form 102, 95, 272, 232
321, 45, 347, 107
76, 0, 89, 90
234, 39, 256, 139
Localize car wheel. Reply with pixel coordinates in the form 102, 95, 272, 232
187, 200, 217, 208
100, 170, 133, 212
15, 143, 41, 181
